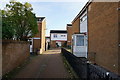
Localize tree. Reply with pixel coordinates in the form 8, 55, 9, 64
2, 1, 38, 41
2, 10, 15, 39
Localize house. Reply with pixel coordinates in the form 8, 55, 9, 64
66, 24, 72, 48
71, 1, 120, 75
71, 3, 88, 58
50, 30, 67, 48
30, 17, 46, 54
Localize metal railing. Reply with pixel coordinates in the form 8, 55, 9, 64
61, 48, 120, 80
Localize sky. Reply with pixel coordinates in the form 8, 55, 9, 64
0, 0, 88, 36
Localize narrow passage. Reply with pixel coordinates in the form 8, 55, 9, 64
15, 49, 71, 78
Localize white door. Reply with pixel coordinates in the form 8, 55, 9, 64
73, 34, 88, 58
29, 38, 33, 53
58, 42, 61, 47
56, 41, 61, 47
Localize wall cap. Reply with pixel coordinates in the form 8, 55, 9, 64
2, 40, 29, 44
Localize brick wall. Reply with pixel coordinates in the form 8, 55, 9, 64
88, 2, 119, 74
67, 26, 72, 46
33, 39, 41, 52
2, 40, 30, 75
33, 22, 41, 53
61, 41, 67, 47
33, 19, 46, 54
50, 41, 56, 48
118, 1, 120, 75
72, 17, 80, 34
34, 23, 42, 38
50, 41, 66, 48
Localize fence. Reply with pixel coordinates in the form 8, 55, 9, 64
61, 48, 120, 80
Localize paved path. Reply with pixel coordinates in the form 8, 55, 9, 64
15, 49, 71, 78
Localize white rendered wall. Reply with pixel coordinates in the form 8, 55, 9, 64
51, 33, 67, 41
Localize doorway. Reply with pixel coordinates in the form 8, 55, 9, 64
72, 34, 88, 58
56, 41, 61, 47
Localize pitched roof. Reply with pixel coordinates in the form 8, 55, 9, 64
50, 30, 67, 33
72, 0, 92, 23
36, 17, 45, 22
46, 36, 50, 38
67, 24, 72, 26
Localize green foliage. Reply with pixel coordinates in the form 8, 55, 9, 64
2, 1, 38, 41
2, 10, 15, 39
0, 10, 2, 39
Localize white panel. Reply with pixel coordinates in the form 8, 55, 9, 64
80, 10, 87, 33
33, 38, 41, 39
56, 41, 61, 46
51, 33, 67, 41
72, 34, 88, 58
80, 19, 87, 33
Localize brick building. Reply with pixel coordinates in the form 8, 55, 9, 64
71, 2, 120, 75
50, 30, 67, 48
66, 24, 72, 47
72, 16, 80, 34
30, 17, 46, 54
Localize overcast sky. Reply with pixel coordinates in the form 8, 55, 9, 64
0, 0, 88, 36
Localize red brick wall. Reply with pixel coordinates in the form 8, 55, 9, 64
118, 1, 120, 75
33, 39, 41, 52
34, 23, 42, 38
88, 2, 119, 74
2, 40, 29, 75
72, 17, 80, 34
33, 19, 46, 54
67, 26, 72, 46
33, 22, 42, 52
50, 41, 67, 48
50, 41, 56, 48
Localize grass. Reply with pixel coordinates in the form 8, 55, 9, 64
61, 53, 79, 79
2, 54, 38, 79
61, 47, 72, 53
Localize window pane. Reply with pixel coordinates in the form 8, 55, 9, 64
54, 34, 57, 38
76, 35, 84, 46
55, 35, 57, 38
80, 14, 87, 22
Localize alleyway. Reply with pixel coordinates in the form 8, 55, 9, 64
15, 49, 71, 78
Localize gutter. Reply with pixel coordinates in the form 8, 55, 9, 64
71, 0, 93, 23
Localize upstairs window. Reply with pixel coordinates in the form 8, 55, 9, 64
37, 18, 41, 21
61, 35, 66, 37
54, 34, 57, 38
80, 14, 87, 22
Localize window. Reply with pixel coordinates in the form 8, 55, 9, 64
80, 14, 87, 22
76, 35, 84, 46
37, 18, 41, 21
54, 34, 57, 38
61, 35, 66, 37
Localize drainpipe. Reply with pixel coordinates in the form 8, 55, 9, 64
87, 8, 89, 59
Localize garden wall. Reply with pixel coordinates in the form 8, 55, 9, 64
2, 40, 30, 75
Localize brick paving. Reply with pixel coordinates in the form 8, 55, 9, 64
15, 49, 71, 78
